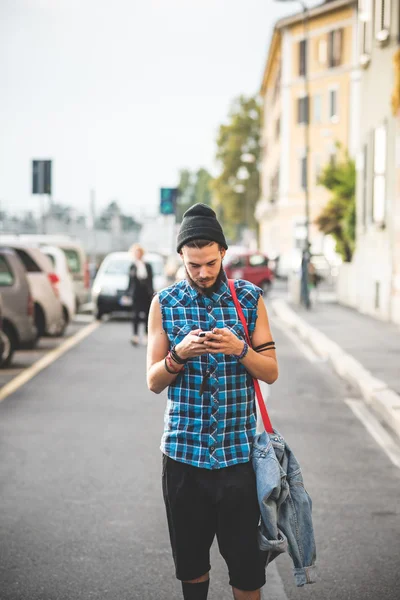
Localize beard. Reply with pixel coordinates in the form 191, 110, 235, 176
185, 264, 225, 297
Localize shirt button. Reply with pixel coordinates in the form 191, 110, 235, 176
206, 305, 212, 312
210, 446, 215, 452
213, 398, 218, 404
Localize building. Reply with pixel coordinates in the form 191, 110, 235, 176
337, 0, 400, 324
257, 0, 359, 276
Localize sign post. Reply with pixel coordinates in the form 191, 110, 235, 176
32, 160, 52, 233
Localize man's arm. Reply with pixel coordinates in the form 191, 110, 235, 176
204, 296, 278, 384
146, 295, 210, 394
239, 296, 278, 384
146, 295, 179, 394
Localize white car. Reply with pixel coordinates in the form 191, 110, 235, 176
91, 251, 167, 319
40, 245, 76, 327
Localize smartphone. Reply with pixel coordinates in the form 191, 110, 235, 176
198, 331, 212, 338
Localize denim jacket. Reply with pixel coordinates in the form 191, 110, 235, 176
252, 430, 317, 587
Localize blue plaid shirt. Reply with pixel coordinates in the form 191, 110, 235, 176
158, 275, 262, 470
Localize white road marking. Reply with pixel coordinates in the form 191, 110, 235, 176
272, 316, 321, 363
0, 321, 100, 403
345, 398, 400, 469
263, 561, 290, 600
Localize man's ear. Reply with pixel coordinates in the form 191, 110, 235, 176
220, 248, 226, 260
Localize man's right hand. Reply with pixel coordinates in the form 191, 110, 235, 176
175, 329, 209, 360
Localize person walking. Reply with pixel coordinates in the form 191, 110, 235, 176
146, 204, 278, 600
128, 244, 154, 346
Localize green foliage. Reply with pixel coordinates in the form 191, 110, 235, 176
315, 145, 356, 262
176, 168, 213, 222
211, 95, 261, 242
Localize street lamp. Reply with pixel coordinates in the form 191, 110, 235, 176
274, 0, 311, 309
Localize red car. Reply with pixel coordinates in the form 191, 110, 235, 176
224, 251, 274, 295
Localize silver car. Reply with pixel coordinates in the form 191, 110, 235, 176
0, 243, 65, 339
0, 248, 37, 366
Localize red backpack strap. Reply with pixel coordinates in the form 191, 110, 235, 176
228, 279, 274, 434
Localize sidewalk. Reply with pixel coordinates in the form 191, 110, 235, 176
271, 295, 400, 440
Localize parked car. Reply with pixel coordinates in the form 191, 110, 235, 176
0, 248, 36, 366
0, 234, 90, 312
224, 251, 274, 295
40, 245, 76, 327
0, 243, 65, 339
91, 251, 167, 320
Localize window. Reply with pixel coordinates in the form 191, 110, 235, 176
362, 144, 368, 226
227, 255, 247, 269
62, 249, 81, 273
328, 28, 343, 67
359, 0, 372, 66
314, 154, 322, 184
272, 65, 281, 104
329, 89, 338, 121
14, 249, 41, 272
313, 94, 322, 123
275, 117, 281, 139
0, 255, 14, 286
297, 96, 309, 124
300, 156, 308, 189
249, 254, 269, 267
299, 39, 307, 76
375, 0, 391, 43
372, 124, 387, 224
317, 38, 327, 66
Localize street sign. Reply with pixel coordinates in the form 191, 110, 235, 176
160, 187, 178, 215
32, 160, 52, 195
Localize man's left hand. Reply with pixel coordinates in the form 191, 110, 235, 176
203, 328, 244, 356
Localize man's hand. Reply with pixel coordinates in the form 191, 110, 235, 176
203, 328, 244, 356
175, 329, 210, 360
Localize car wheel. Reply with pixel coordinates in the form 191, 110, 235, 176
55, 307, 69, 337
34, 304, 46, 339
260, 280, 272, 296
0, 324, 17, 368
95, 309, 104, 321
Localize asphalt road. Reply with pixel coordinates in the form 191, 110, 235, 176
0, 310, 399, 600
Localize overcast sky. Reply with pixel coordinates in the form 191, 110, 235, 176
0, 0, 305, 220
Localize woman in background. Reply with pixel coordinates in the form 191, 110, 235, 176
128, 244, 154, 346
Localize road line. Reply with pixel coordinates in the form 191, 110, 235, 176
0, 321, 100, 403
272, 316, 321, 363
263, 562, 289, 600
345, 398, 400, 469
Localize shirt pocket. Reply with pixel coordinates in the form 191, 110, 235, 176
170, 321, 198, 345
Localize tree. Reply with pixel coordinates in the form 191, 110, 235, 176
176, 168, 213, 222
315, 145, 356, 262
211, 95, 261, 242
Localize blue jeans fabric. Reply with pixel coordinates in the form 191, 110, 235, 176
252, 430, 317, 587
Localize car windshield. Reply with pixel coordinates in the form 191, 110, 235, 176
62, 249, 81, 273
103, 259, 132, 275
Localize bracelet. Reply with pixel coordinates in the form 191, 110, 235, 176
170, 345, 187, 365
164, 357, 182, 375
253, 341, 276, 352
235, 341, 249, 361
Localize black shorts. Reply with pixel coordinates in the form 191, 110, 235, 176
162, 455, 268, 591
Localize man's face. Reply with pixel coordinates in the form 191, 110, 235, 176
181, 243, 226, 291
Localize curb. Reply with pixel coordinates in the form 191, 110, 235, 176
271, 299, 400, 441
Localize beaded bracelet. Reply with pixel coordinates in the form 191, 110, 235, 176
235, 341, 249, 361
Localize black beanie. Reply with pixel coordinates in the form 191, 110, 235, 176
176, 203, 228, 253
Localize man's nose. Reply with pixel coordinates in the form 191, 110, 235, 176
199, 267, 208, 279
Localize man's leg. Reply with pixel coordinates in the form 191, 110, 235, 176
231, 586, 260, 600
162, 455, 215, 599
182, 573, 210, 600
131, 311, 139, 345
216, 462, 267, 598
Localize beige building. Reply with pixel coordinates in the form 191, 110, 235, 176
337, 0, 400, 324
257, 0, 359, 276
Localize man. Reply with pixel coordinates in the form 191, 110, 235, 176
146, 204, 278, 600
